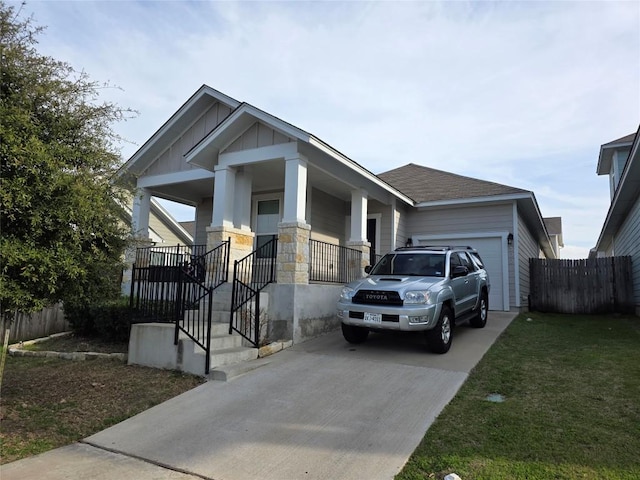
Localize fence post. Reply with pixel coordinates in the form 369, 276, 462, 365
174, 266, 183, 346
255, 289, 261, 347
229, 260, 239, 335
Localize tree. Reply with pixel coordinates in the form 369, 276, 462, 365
0, 2, 133, 318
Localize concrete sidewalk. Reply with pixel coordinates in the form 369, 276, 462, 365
2, 311, 516, 480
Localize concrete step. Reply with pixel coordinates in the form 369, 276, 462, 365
210, 333, 243, 350
209, 346, 258, 370
208, 356, 272, 382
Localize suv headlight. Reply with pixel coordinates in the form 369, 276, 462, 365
340, 287, 355, 301
404, 290, 433, 305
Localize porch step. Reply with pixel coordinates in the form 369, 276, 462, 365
209, 346, 258, 370
208, 356, 272, 382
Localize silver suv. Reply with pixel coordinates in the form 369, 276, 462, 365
337, 246, 490, 353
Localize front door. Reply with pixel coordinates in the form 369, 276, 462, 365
367, 218, 377, 265
256, 199, 279, 258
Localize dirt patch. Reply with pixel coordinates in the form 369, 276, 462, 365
22, 334, 128, 354
1, 337, 205, 464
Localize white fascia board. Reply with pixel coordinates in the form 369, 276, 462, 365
307, 136, 414, 206
414, 193, 531, 209
218, 143, 298, 167
138, 169, 214, 189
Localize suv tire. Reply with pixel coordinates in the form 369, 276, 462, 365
470, 291, 488, 328
426, 306, 453, 354
342, 323, 369, 344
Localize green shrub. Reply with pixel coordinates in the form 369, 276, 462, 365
64, 297, 131, 342
92, 298, 131, 342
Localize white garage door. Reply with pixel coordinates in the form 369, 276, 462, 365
416, 237, 506, 311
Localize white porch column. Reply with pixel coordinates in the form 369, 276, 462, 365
132, 187, 151, 238
283, 154, 308, 224
349, 188, 368, 242
390, 197, 398, 250
233, 166, 252, 231
212, 165, 236, 228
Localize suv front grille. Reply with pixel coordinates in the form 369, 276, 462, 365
352, 290, 403, 306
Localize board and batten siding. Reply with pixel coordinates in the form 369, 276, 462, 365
310, 188, 348, 245
143, 102, 232, 177
517, 212, 542, 308
612, 194, 640, 309
223, 122, 295, 153
396, 203, 409, 251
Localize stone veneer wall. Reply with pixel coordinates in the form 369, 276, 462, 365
276, 222, 311, 284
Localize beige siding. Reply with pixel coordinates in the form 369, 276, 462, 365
195, 198, 212, 246
406, 203, 513, 236
613, 195, 640, 307
224, 122, 295, 153
143, 102, 231, 177
368, 200, 393, 255
149, 213, 187, 246
396, 203, 409, 250
407, 203, 516, 308
309, 188, 348, 244
517, 213, 540, 308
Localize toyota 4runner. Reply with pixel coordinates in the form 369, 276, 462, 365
337, 246, 490, 353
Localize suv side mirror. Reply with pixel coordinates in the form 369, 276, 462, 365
452, 265, 468, 278
364, 265, 372, 274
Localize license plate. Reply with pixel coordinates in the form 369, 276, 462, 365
364, 312, 382, 324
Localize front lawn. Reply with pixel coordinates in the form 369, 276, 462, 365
397, 312, 640, 480
0, 348, 204, 464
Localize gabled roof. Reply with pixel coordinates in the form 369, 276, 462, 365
597, 131, 636, 175
117, 85, 241, 179
377, 163, 528, 204
544, 217, 564, 247
595, 124, 640, 251
378, 163, 555, 258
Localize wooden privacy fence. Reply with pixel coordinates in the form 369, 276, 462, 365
529, 257, 634, 314
0, 304, 69, 343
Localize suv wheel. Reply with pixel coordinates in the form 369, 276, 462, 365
341, 323, 369, 344
470, 291, 488, 328
426, 306, 452, 354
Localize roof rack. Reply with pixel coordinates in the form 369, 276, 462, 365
394, 245, 476, 252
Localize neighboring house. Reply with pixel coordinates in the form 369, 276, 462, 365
118, 84, 558, 357
120, 197, 193, 294
593, 127, 640, 315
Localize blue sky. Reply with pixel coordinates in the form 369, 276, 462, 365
17, 0, 640, 258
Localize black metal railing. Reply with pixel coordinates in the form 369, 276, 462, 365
309, 239, 363, 284
229, 238, 277, 347
130, 240, 230, 374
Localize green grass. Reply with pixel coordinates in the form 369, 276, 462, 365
396, 312, 640, 480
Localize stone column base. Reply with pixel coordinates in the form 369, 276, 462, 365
347, 240, 372, 278
276, 222, 311, 284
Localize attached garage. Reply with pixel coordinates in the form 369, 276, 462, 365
413, 234, 510, 311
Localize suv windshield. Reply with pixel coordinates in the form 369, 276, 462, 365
369, 253, 446, 277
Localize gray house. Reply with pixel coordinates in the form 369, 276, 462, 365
593, 127, 640, 315
119, 85, 559, 374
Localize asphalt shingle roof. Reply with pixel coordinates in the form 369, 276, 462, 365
377, 163, 529, 204
602, 133, 636, 147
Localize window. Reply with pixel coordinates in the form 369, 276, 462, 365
256, 199, 280, 259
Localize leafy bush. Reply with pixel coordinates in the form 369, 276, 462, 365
64, 297, 131, 342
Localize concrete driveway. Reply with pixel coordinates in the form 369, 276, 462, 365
3, 311, 516, 480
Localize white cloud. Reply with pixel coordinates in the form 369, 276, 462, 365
18, 0, 640, 251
